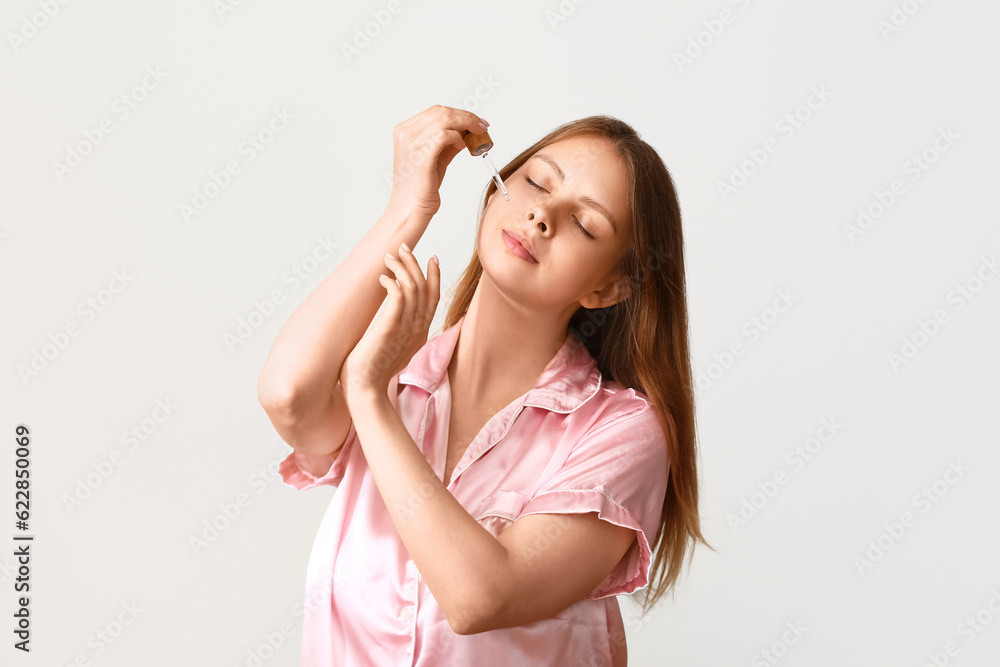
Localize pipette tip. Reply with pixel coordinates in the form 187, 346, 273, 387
481, 151, 510, 202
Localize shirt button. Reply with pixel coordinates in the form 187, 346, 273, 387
400, 608, 411, 622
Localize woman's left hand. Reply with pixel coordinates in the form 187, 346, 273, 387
339, 243, 441, 408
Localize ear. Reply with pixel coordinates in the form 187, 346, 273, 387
579, 271, 631, 309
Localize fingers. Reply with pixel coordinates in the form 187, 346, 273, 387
443, 105, 489, 136
379, 250, 440, 368
377, 272, 403, 323
386, 247, 440, 333
383, 246, 426, 331
427, 255, 441, 326
396, 243, 425, 327
398, 105, 488, 143
443, 104, 489, 133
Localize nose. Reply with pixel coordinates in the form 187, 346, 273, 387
527, 211, 548, 234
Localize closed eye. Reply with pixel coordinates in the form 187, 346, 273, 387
523, 176, 595, 239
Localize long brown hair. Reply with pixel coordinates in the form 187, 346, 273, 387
440, 115, 714, 615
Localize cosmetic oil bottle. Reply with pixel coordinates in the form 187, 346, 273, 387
463, 129, 509, 201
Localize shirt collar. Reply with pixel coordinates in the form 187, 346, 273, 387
397, 313, 602, 413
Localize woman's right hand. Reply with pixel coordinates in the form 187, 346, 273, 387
385, 105, 490, 220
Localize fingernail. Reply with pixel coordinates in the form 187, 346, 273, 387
385, 252, 396, 260
432, 255, 439, 266
400, 241, 411, 253
480, 118, 490, 127
478, 122, 489, 133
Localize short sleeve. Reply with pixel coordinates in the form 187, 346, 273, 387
278, 419, 357, 491
277, 374, 401, 492
518, 404, 671, 599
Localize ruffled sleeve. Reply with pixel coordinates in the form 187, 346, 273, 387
277, 419, 357, 491
519, 402, 671, 599
277, 375, 402, 492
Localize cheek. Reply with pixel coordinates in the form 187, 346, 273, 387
477, 203, 497, 234
545, 246, 592, 285
566, 248, 614, 285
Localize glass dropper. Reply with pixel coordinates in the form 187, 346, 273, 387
481, 152, 509, 201
462, 128, 509, 202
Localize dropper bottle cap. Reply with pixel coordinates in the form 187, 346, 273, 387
462, 130, 493, 156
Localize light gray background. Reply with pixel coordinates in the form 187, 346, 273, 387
2, 1, 999, 665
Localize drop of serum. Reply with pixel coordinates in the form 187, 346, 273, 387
462, 129, 509, 202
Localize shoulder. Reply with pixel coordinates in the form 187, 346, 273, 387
587, 377, 658, 425
568, 377, 669, 461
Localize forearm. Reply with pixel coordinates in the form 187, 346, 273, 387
351, 391, 508, 634
258, 204, 432, 409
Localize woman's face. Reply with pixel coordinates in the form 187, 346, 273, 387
477, 134, 633, 313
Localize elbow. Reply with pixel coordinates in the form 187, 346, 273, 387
446, 586, 500, 636
447, 608, 485, 637
257, 373, 299, 418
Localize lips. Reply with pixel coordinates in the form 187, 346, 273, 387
503, 230, 538, 263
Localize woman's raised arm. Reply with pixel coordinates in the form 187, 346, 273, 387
257, 203, 432, 459
257, 105, 489, 459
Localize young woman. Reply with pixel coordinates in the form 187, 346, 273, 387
258, 105, 711, 666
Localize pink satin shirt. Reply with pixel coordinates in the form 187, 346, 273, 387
279, 313, 671, 666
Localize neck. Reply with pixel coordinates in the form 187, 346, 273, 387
447, 276, 574, 404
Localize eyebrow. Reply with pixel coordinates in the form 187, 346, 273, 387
529, 153, 618, 235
